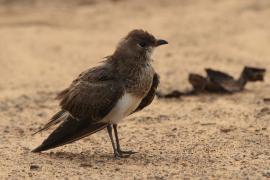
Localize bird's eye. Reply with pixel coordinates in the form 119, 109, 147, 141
138, 42, 146, 48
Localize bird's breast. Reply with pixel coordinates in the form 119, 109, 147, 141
102, 92, 142, 124
102, 64, 154, 124
125, 65, 154, 97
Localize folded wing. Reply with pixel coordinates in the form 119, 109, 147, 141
32, 62, 124, 152
134, 73, 159, 113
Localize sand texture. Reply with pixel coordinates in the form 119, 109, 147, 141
0, 0, 270, 179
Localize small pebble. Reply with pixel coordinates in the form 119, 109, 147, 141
30, 164, 40, 170
220, 127, 235, 133
262, 171, 270, 178
80, 163, 92, 167
115, 168, 120, 171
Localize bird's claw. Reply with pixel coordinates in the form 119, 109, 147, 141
114, 150, 137, 159
118, 150, 137, 155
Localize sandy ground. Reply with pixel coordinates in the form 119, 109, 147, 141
0, 0, 270, 179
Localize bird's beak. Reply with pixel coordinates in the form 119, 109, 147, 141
156, 39, 168, 46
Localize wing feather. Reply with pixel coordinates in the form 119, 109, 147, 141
32, 61, 125, 152
133, 73, 159, 113
32, 110, 68, 135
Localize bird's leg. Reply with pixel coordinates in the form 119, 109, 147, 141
107, 125, 120, 158
113, 124, 137, 156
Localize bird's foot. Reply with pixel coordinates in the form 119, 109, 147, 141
118, 149, 137, 155
114, 150, 137, 159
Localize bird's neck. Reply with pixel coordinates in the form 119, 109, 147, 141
105, 54, 154, 97
110, 52, 151, 75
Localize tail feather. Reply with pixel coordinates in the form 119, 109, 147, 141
32, 115, 108, 153
32, 110, 68, 136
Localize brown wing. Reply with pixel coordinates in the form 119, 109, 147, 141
57, 61, 122, 121
32, 110, 68, 135
59, 79, 124, 121
32, 62, 125, 152
133, 73, 159, 113
32, 115, 108, 152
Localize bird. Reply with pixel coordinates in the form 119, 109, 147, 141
32, 29, 168, 158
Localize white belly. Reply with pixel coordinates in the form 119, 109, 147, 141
102, 93, 142, 124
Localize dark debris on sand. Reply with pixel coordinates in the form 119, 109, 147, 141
157, 66, 266, 99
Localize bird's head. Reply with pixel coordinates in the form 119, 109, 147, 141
114, 29, 168, 63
